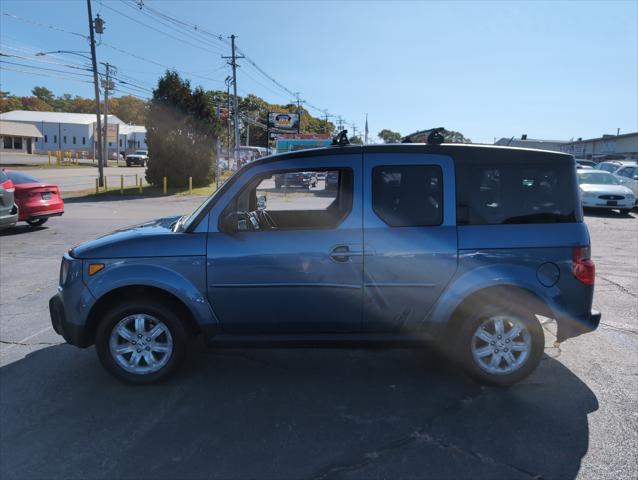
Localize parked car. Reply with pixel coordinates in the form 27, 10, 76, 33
577, 170, 635, 214
595, 160, 633, 174
50, 144, 600, 386
0, 170, 18, 230
4, 170, 64, 226
575, 159, 597, 168
125, 150, 149, 167
273, 171, 318, 189
613, 164, 638, 200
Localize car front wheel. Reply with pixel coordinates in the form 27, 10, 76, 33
457, 307, 544, 386
95, 300, 187, 384
26, 218, 48, 227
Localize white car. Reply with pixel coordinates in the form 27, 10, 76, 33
577, 170, 635, 214
613, 164, 638, 199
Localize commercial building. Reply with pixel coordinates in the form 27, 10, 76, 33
494, 135, 569, 152
0, 110, 146, 157
0, 120, 43, 154
560, 132, 638, 160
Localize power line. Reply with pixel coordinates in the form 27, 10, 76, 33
1, 12, 88, 39
0, 59, 92, 77
0, 66, 94, 84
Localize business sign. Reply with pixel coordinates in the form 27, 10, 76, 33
275, 133, 332, 153
104, 124, 118, 143
268, 112, 300, 132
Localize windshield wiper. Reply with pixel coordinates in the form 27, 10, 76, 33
171, 215, 188, 232
502, 212, 574, 224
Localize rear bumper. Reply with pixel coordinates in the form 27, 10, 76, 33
556, 309, 601, 342
0, 205, 19, 230
19, 205, 64, 221
49, 293, 91, 348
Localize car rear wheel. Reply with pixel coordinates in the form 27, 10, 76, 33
26, 218, 48, 227
95, 300, 187, 384
457, 307, 544, 386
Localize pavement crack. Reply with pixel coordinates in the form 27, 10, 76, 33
599, 322, 638, 335
0, 340, 63, 347
597, 274, 637, 298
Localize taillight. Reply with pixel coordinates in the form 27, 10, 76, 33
1, 179, 14, 192
572, 246, 595, 285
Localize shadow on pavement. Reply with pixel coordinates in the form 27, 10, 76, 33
0, 224, 47, 236
584, 208, 636, 219
0, 345, 597, 480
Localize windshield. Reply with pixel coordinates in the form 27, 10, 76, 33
578, 172, 620, 185
135, 150, 147, 155
179, 171, 239, 231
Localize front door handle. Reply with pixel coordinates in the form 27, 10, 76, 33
329, 245, 363, 262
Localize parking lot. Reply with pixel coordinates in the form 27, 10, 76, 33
0, 196, 636, 480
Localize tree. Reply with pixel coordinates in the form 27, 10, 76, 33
145, 71, 222, 188
378, 129, 402, 144
32, 86, 55, 104
349, 135, 363, 145
110, 95, 148, 124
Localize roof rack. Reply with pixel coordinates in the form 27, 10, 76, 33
401, 127, 446, 144
331, 129, 350, 146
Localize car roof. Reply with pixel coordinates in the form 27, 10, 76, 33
252, 143, 574, 167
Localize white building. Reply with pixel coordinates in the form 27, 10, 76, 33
118, 124, 147, 153
0, 120, 44, 154
0, 110, 146, 157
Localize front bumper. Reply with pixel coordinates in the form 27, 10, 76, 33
49, 293, 92, 347
0, 205, 19, 230
556, 309, 601, 342
582, 199, 634, 209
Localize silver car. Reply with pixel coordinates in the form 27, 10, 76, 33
613, 164, 638, 200
577, 170, 635, 214
0, 170, 19, 230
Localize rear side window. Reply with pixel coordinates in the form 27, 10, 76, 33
372, 165, 443, 227
456, 161, 578, 225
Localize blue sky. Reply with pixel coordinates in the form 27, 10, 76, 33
1, 0, 636, 143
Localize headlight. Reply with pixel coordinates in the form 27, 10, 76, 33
580, 191, 595, 198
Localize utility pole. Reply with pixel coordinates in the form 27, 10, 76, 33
86, 0, 104, 186
294, 92, 303, 133
225, 76, 232, 163
222, 35, 243, 168
101, 63, 115, 166
351, 124, 357, 140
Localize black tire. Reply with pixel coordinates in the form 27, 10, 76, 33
26, 218, 48, 227
95, 299, 187, 384
455, 302, 544, 387
126, 161, 131, 167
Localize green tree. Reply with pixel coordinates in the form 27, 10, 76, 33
110, 95, 148, 124
349, 135, 363, 145
32, 86, 55, 104
378, 129, 402, 143
145, 71, 222, 188
0, 95, 22, 113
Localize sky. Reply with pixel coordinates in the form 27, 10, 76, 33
1, 0, 637, 143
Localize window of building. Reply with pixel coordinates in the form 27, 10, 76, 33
73, 136, 76, 145
222, 168, 353, 232
13, 137, 23, 150
3, 137, 12, 149
455, 161, 577, 225
82, 137, 86, 145
44, 135, 48, 143
119, 138, 122, 147
63, 136, 67, 144
54, 135, 57, 144
372, 165, 443, 227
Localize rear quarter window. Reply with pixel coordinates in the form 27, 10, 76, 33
456, 160, 579, 225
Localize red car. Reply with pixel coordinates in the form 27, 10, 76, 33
4, 170, 64, 226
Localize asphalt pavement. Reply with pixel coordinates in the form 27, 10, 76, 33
0, 197, 636, 480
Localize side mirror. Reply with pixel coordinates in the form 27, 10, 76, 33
257, 194, 267, 210
220, 212, 238, 235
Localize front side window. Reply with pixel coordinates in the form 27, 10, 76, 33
222, 168, 352, 232
372, 165, 443, 227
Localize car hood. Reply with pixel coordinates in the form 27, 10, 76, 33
71, 215, 206, 259
580, 184, 634, 195
126, 154, 146, 158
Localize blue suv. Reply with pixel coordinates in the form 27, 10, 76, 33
49, 143, 600, 385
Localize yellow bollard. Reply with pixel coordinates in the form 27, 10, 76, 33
138, 177, 143, 195
48, 151, 51, 166
76, 152, 79, 165
104, 176, 108, 191
120, 175, 124, 195
189, 177, 192, 195
95, 178, 99, 195
163, 177, 167, 195
135, 173, 138, 186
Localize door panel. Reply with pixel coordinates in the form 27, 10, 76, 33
362, 153, 458, 332
206, 154, 363, 333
